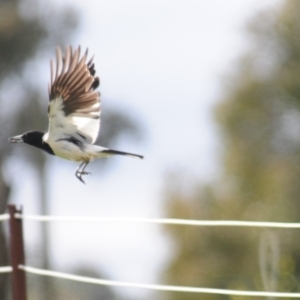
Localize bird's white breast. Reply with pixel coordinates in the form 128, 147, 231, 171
48, 139, 89, 162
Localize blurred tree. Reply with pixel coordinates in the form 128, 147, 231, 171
0, 0, 142, 299
27, 265, 122, 300
162, 1, 300, 299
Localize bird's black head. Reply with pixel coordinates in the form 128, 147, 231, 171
10, 131, 43, 145
9, 131, 54, 155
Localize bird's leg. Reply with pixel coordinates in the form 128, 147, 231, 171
75, 162, 86, 184
75, 161, 91, 184
80, 161, 91, 175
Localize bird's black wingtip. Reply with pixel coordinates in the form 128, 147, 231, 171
101, 149, 144, 159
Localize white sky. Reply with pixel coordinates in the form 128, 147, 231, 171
9, 1, 282, 299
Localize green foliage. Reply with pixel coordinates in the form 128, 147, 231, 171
27, 266, 118, 300
162, 1, 300, 299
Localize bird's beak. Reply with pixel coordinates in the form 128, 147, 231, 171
9, 135, 24, 143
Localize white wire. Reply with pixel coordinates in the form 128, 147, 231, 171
0, 214, 9, 222
14, 214, 300, 228
19, 265, 300, 297
0, 266, 12, 273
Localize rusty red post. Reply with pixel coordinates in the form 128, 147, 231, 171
8, 204, 27, 300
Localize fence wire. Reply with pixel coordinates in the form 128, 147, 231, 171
2, 212, 300, 297
0, 214, 9, 221
19, 265, 300, 298
13, 214, 300, 228
0, 266, 12, 273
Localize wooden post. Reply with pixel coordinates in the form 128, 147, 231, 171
8, 205, 27, 300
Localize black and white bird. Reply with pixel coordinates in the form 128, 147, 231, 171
9, 46, 143, 184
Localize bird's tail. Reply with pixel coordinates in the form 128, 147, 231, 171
100, 149, 144, 159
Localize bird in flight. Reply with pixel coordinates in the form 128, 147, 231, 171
9, 46, 143, 184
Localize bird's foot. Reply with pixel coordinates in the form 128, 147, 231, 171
75, 171, 91, 184
80, 171, 91, 175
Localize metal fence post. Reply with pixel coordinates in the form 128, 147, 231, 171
8, 204, 27, 300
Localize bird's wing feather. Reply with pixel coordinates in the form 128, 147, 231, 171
47, 46, 100, 144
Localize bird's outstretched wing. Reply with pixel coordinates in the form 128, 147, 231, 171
47, 46, 100, 144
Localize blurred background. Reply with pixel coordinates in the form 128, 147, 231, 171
2, 0, 300, 299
